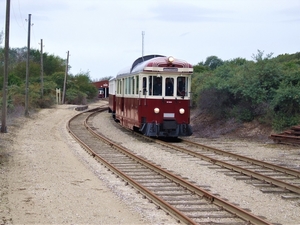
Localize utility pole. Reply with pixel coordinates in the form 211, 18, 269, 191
62, 51, 69, 104
142, 31, 145, 56
1, 0, 10, 133
25, 14, 31, 117
40, 39, 44, 98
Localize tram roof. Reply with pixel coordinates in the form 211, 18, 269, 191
116, 54, 193, 78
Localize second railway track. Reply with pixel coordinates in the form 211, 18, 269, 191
151, 138, 300, 197
67, 106, 284, 224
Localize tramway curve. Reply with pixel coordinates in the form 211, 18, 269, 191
67, 107, 273, 225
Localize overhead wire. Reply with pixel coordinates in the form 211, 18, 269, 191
11, 0, 27, 32
11, 0, 39, 49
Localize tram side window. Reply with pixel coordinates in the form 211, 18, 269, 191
165, 78, 174, 96
128, 77, 131, 94
142, 77, 147, 95
131, 77, 135, 94
116, 80, 119, 94
149, 76, 153, 95
124, 78, 127, 94
117, 79, 121, 94
177, 77, 187, 96
135, 76, 139, 95
119, 79, 123, 95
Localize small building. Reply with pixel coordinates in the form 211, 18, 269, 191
92, 80, 109, 98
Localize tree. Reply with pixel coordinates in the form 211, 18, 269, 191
204, 56, 223, 70
92, 76, 113, 82
251, 49, 273, 62
193, 62, 209, 73
43, 54, 65, 76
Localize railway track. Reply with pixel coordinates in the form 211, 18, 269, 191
151, 138, 300, 198
269, 125, 300, 145
118, 116, 300, 198
67, 107, 273, 225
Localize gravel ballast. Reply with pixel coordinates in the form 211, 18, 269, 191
1, 101, 299, 224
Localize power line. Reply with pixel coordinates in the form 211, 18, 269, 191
10, 0, 26, 31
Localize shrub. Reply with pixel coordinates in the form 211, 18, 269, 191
65, 88, 87, 105
272, 113, 300, 132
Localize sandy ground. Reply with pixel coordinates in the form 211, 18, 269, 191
1, 101, 300, 225
0, 102, 154, 224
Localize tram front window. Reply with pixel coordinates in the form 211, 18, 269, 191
165, 78, 174, 96
153, 77, 162, 96
148, 76, 162, 96
177, 77, 187, 97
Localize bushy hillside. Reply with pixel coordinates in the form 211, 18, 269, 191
192, 50, 300, 133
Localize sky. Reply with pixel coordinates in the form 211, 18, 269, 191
0, 0, 300, 81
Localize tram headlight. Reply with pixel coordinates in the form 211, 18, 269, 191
168, 56, 174, 63
179, 108, 185, 114
154, 108, 160, 114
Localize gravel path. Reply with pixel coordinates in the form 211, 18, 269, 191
1, 101, 299, 224
93, 108, 300, 225
0, 102, 172, 224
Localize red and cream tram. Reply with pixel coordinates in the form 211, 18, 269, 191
108, 54, 193, 137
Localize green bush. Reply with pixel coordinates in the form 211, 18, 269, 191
272, 113, 300, 132
65, 88, 87, 105
192, 51, 300, 131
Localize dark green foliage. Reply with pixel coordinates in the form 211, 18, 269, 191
272, 113, 300, 132
0, 47, 99, 116
204, 56, 224, 70
42, 54, 66, 76
193, 62, 209, 73
65, 88, 87, 105
8, 73, 22, 86
93, 76, 113, 82
192, 50, 300, 131
50, 72, 66, 88
69, 73, 98, 100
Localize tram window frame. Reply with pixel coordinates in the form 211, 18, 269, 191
121, 79, 124, 95
117, 79, 121, 94
142, 77, 147, 95
165, 77, 174, 96
128, 78, 130, 95
118, 79, 123, 95
147, 75, 162, 96
177, 77, 188, 97
124, 78, 126, 95
120, 79, 122, 95
135, 76, 139, 95
131, 76, 134, 94
128, 77, 130, 95
153, 76, 162, 96
149, 76, 153, 96
116, 80, 119, 94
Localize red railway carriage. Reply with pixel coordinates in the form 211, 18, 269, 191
109, 54, 193, 137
